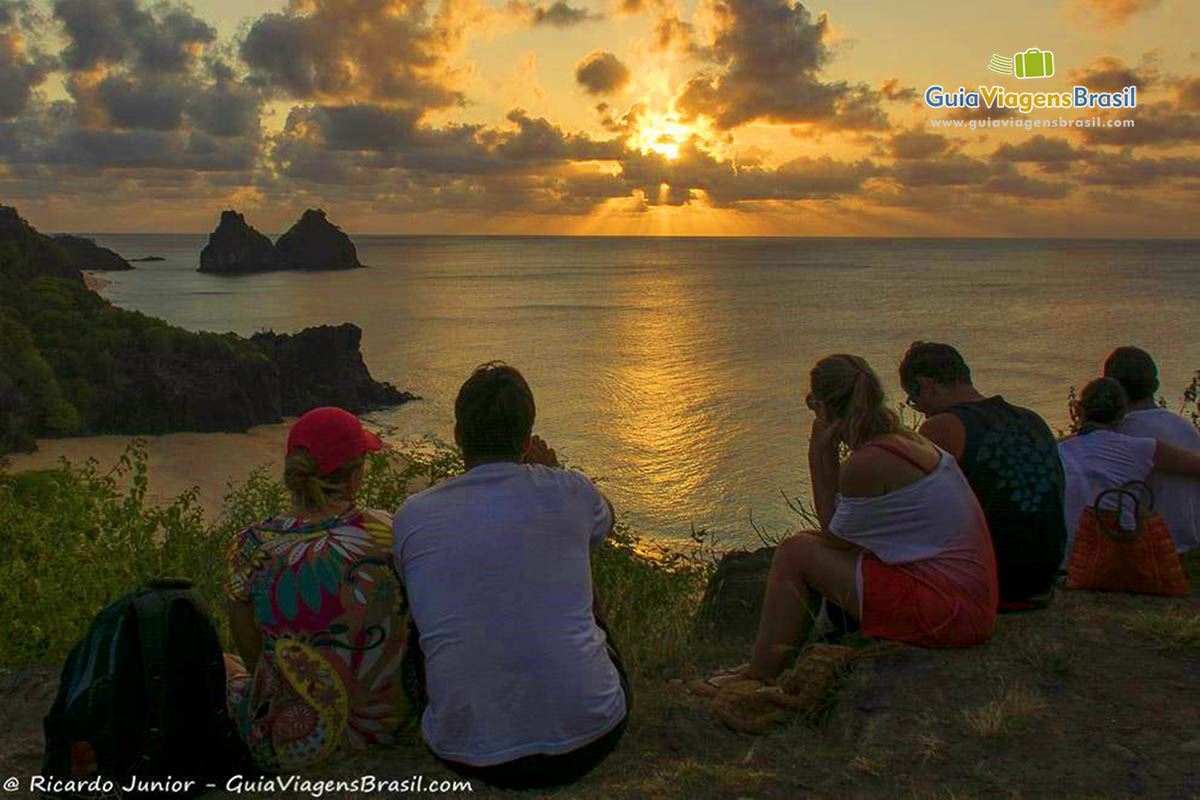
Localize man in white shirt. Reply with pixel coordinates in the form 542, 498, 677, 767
393, 362, 628, 789
1105, 347, 1200, 551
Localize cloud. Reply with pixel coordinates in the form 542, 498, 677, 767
888, 127, 951, 160
532, 1, 600, 26
53, 0, 215, 73
878, 78, 917, 103
0, 2, 55, 119
1069, 56, 1156, 92
575, 51, 630, 95
1078, 101, 1200, 148
1069, 0, 1162, 28
892, 154, 990, 187
990, 135, 1087, 173
1078, 151, 1200, 187
1174, 77, 1200, 112
672, 0, 882, 131
239, 0, 473, 111
947, 104, 1015, 121
982, 164, 1072, 199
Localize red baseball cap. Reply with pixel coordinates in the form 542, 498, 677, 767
286, 407, 383, 476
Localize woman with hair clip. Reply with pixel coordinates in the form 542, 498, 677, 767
224, 407, 409, 772
708, 354, 999, 686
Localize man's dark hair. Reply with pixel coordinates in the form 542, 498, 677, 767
1078, 377, 1128, 427
898, 341, 972, 392
1103, 346, 1159, 404
455, 361, 536, 461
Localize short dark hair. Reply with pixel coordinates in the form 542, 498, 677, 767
898, 341, 972, 392
1103, 346, 1158, 403
455, 361, 535, 461
1078, 377, 1127, 427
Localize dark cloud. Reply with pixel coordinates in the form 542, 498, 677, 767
1078, 151, 1200, 187
982, 164, 1072, 199
651, 15, 693, 53
532, 1, 600, 26
185, 79, 262, 138
94, 75, 186, 130
990, 135, 1086, 174
888, 127, 950, 160
672, 0, 880, 131
0, 2, 55, 119
53, 0, 214, 73
1174, 77, 1200, 112
879, 78, 917, 103
1079, 101, 1200, 148
892, 154, 990, 187
575, 51, 630, 95
1069, 56, 1155, 93
239, 0, 467, 111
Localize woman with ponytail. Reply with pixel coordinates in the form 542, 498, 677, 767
224, 407, 409, 772
709, 355, 998, 686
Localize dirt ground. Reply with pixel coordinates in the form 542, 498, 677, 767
3, 567, 1198, 800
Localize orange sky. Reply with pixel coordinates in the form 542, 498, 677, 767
1, 0, 1197, 234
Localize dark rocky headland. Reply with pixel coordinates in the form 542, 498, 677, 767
50, 235, 133, 271
0, 205, 414, 455
199, 208, 363, 273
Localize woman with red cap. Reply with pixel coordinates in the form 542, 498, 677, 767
224, 407, 409, 772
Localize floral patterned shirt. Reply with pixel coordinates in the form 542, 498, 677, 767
225, 507, 409, 771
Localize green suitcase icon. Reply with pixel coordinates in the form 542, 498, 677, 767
1014, 48, 1054, 79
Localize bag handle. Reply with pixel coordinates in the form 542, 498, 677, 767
1117, 479, 1156, 512
1092, 486, 1142, 542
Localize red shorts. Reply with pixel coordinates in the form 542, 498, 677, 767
859, 553, 995, 648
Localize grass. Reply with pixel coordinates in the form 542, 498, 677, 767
961, 681, 1048, 737
1118, 604, 1200, 653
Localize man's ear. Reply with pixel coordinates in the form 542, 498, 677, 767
453, 424, 462, 450
519, 434, 533, 460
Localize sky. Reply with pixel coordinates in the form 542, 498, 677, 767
0, 0, 1198, 234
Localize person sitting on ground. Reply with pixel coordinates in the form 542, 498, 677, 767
1059, 377, 1200, 555
224, 407, 408, 772
711, 354, 998, 686
392, 362, 629, 790
1104, 346, 1200, 552
898, 341, 1066, 609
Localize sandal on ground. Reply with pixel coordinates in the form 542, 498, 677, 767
691, 664, 756, 697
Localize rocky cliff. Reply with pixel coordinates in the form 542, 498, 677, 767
50, 235, 133, 271
275, 209, 363, 270
0, 204, 414, 455
198, 210, 284, 273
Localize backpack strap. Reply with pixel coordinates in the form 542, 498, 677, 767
130, 588, 175, 773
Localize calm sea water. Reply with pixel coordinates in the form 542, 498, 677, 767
79, 234, 1200, 544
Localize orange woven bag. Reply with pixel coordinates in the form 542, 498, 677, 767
1065, 480, 1188, 597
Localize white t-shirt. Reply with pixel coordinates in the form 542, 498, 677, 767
393, 462, 624, 767
1118, 408, 1200, 552
829, 449, 995, 614
1058, 429, 1157, 553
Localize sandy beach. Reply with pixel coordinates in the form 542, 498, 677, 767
3, 423, 293, 521
81, 271, 111, 291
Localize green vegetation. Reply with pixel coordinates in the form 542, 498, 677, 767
0, 440, 713, 673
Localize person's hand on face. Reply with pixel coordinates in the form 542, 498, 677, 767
806, 393, 839, 452
523, 434, 560, 467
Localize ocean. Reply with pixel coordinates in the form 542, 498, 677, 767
80, 234, 1200, 545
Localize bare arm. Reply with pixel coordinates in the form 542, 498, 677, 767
919, 413, 966, 460
808, 418, 841, 532
1153, 441, 1200, 478
227, 600, 262, 674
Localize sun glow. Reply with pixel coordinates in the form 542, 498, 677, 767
633, 113, 696, 161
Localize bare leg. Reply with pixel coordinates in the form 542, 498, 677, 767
747, 532, 861, 680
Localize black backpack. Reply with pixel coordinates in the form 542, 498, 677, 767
41, 578, 252, 799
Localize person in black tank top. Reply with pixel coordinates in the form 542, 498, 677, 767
899, 342, 1066, 605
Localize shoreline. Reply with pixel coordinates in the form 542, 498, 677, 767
81, 271, 111, 291
2, 423, 293, 521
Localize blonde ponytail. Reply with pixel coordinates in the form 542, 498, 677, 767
284, 448, 365, 514
810, 354, 907, 449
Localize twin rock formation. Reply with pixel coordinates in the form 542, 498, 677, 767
200, 209, 362, 274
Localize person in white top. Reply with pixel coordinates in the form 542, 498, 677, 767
702, 355, 998, 692
1058, 377, 1200, 556
1104, 347, 1200, 551
392, 362, 627, 790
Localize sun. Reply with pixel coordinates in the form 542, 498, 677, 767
633, 113, 696, 161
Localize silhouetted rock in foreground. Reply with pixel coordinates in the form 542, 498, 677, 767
275, 209, 363, 270
51, 235, 133, 271
199, 210, 284, 273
